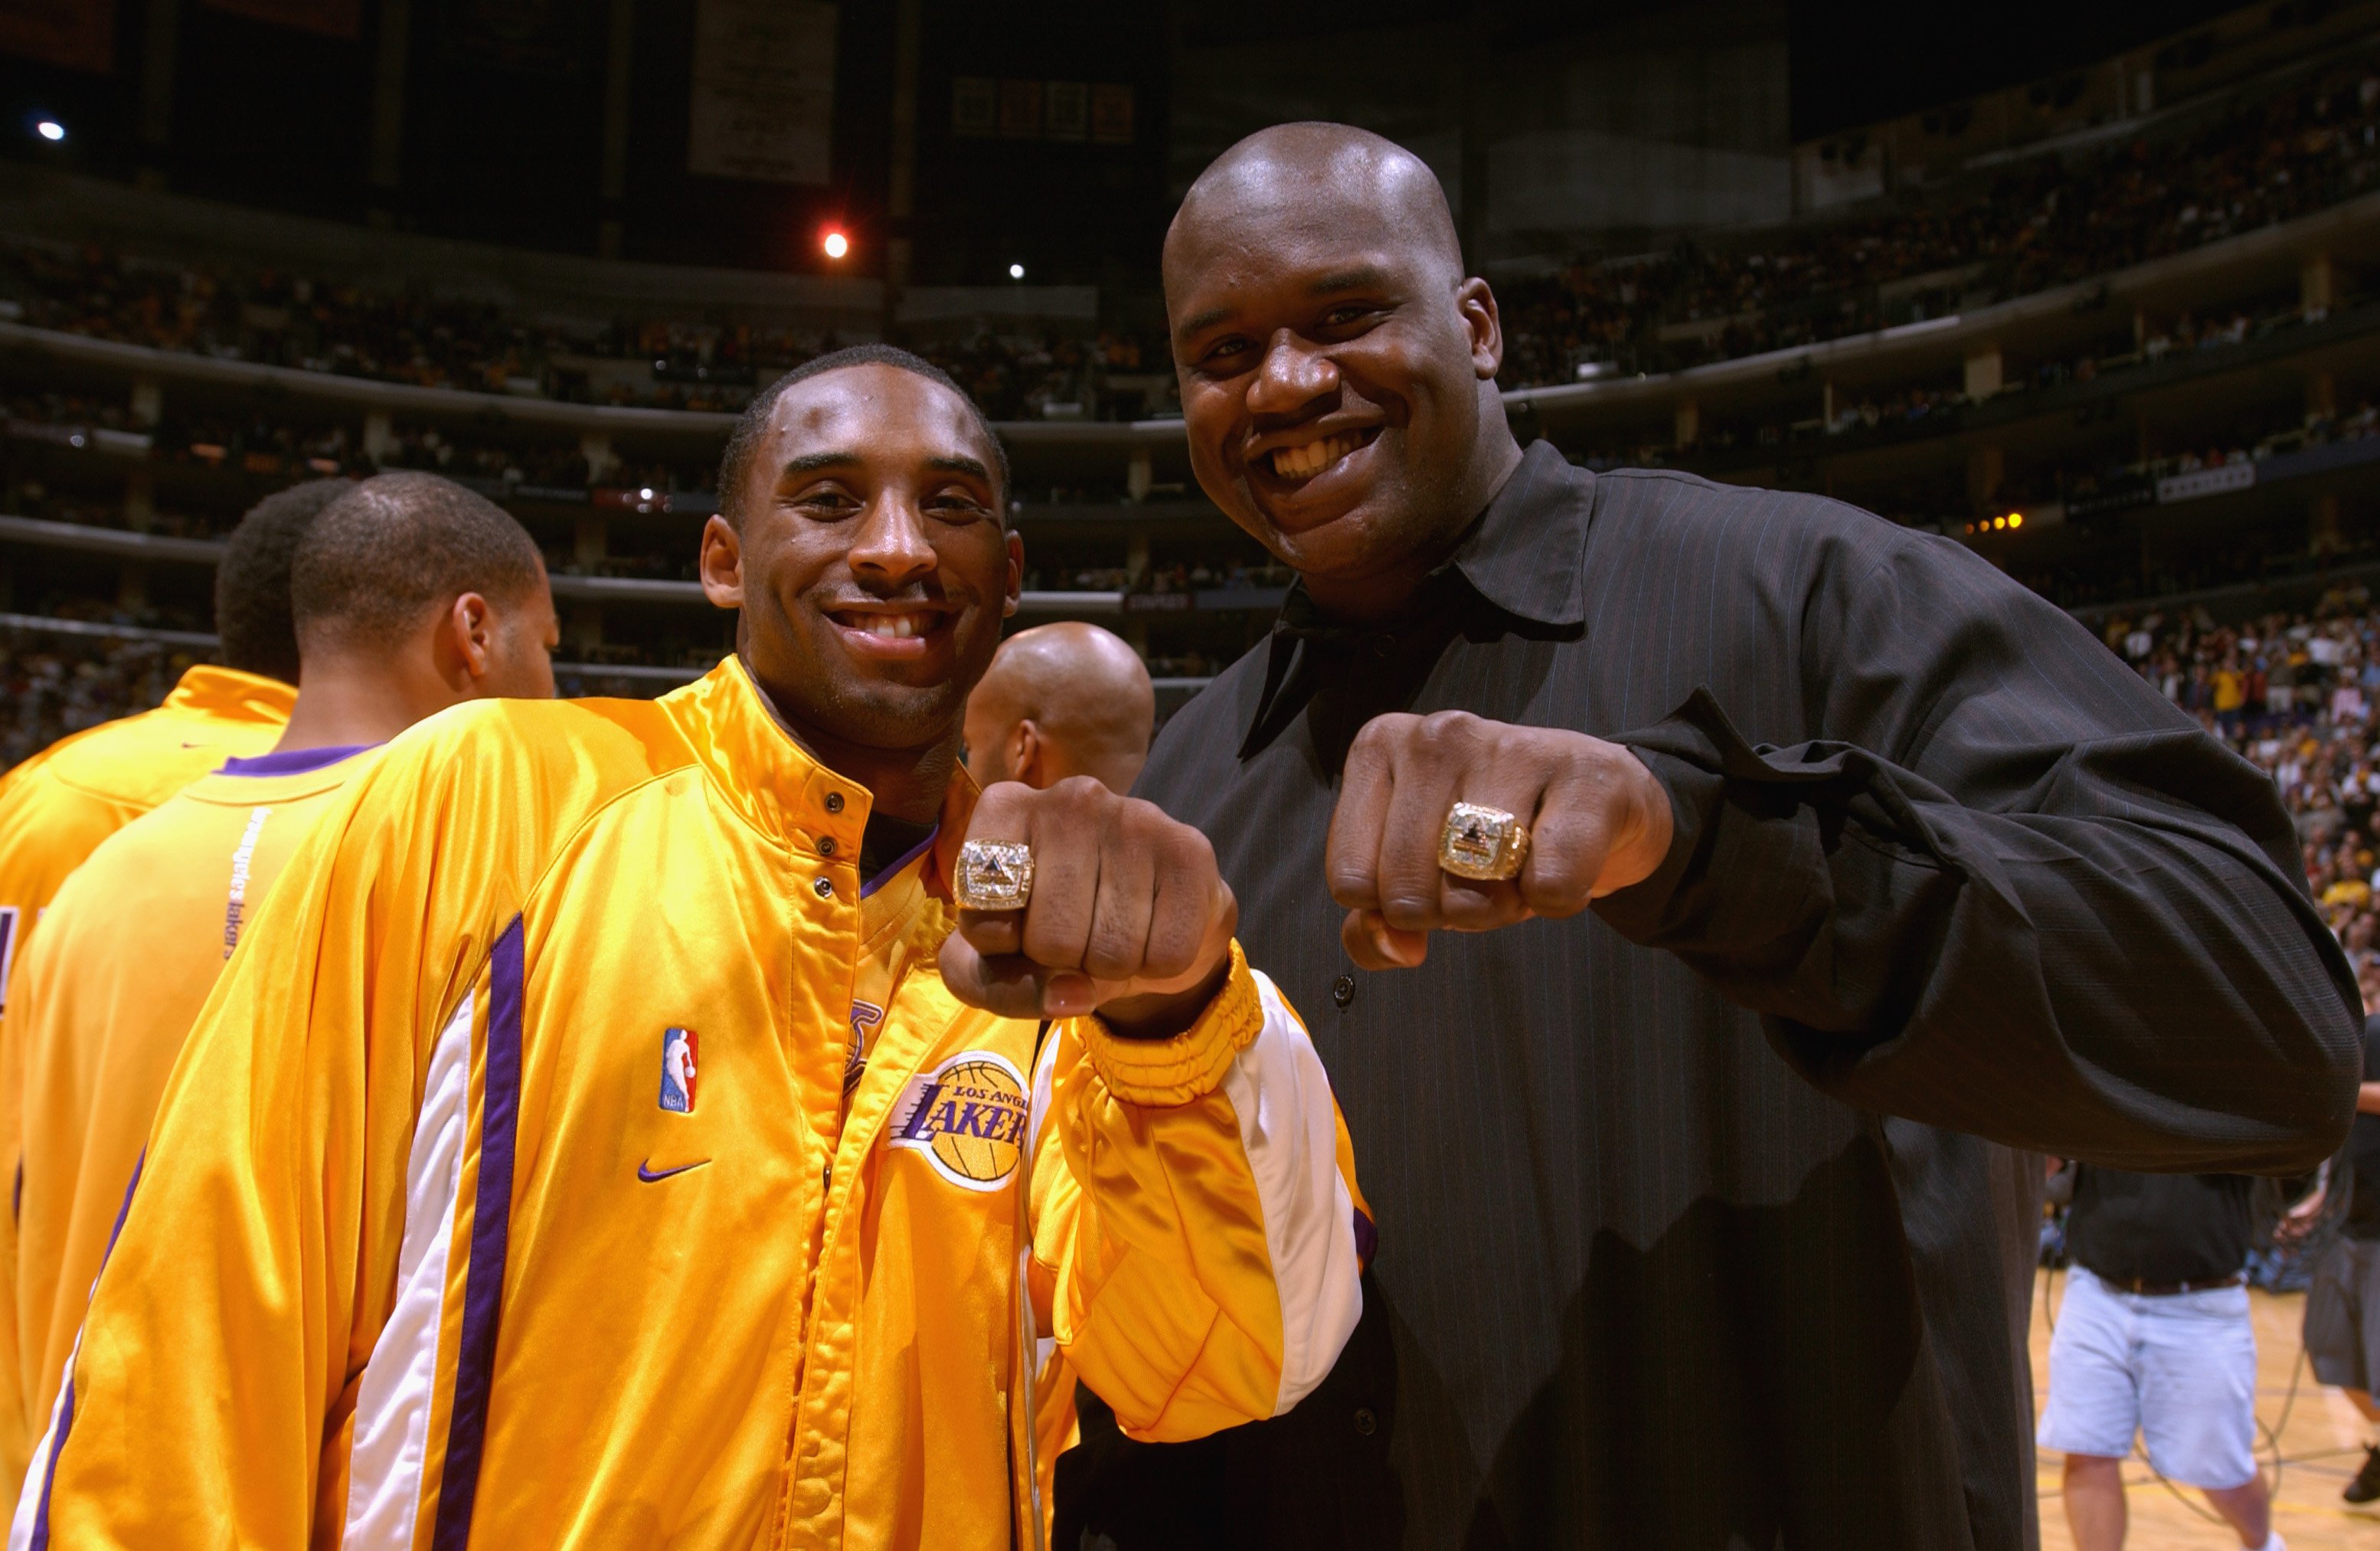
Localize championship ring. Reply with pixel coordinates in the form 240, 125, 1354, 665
953, 839, 1035, 911
1439, 802, 1530, 882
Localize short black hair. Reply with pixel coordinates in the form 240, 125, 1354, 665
214, 478, 354, 684
717, 342, 1010, 528
291, 472, 547, 653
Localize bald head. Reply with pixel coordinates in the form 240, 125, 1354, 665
1167, 123, 1463, 294
1161, 122, 1520, 619
963, 623, 1156, 795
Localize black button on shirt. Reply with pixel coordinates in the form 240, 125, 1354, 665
1064, 442, 2361, 1551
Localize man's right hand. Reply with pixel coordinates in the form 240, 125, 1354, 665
1325, 710, 1674, 970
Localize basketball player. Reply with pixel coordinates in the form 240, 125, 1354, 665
0, 476, 345, 1485
16, 346, 1365, 1550
2, 473, 555, 1494
964, 622, 1156, 794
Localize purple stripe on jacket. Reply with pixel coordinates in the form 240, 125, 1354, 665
430, 917, 526, 1551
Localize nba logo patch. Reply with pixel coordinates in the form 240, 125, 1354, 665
887, 1050, 1030, 1193
659, 1026, 698, 1114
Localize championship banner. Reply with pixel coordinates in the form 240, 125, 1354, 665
688, 0, 835, 185
0, 0, 112, 72
198, 0, 361, 39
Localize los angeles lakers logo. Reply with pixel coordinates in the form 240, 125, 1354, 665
887, 1050, 1031, 1193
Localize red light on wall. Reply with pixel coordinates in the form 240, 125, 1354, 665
821, 229, 850, 260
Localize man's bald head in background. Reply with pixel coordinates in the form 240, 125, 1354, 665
1162, 123, 1520, 620
963, 623, 1156, 795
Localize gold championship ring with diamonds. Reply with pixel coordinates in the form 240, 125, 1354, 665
953, 839, 1035, 911
1439, 802, 1530, 882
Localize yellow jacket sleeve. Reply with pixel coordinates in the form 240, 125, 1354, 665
1028, 944, 1368, 1443
10, 715, 574, 1549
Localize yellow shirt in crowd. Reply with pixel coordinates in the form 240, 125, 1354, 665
0, 663, 292, 1485
7, 742, 381, 1483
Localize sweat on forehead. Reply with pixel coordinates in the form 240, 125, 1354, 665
1169, 122, 1463, 276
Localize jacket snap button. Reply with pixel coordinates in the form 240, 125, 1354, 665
1332, 974, 1355, 1009
825, 792, 845, 814
813, 876, 835, 898
818, 836, 837, 857
1352, 1406, 1377, 1435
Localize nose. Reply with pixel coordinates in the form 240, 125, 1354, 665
847, 490, 939, 591
1246, 328, 1339, 418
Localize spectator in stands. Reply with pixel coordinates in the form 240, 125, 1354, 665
2303, 989, 2380, 1505
963, 622, 1155, 795
2038, 1160, 2287, 1551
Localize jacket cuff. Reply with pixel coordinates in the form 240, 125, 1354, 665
1080, 941, 1261, 1107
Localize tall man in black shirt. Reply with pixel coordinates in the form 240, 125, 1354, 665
1056, 123, 2362, 1549
2305, 1006, 2380, 1500
2039, 1167, 2278, 1550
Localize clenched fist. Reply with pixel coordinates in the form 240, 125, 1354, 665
940, 775, 1238, 1034
1327, 711, 1675, 970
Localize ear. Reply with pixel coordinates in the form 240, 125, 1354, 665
1003, 528, 1025, 619
699, 514, 744, 610
446, 592, 495, 682
1011, 720, 1041, 788
1456, 276, 1504, 381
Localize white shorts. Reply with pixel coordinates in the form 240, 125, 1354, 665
2036, 1265, 2258, 1489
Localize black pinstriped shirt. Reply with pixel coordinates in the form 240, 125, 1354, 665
1058, 441, 2361, 1550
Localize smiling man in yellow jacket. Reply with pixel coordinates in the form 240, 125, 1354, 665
15, 345, 1368, 1551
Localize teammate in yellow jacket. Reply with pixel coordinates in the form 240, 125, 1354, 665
17, 347, 1368, 1551
5, 472, 557, 1493
0, 479, 351, 1012
0, 477, 347, 1486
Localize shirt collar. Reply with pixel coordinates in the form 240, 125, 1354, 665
665, 655, 982, 906
1449, 439, 1594, 630
218, 742, 377, 777
162, 664, 299, 726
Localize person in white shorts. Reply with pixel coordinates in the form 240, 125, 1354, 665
2037, 1164, 2284, 1551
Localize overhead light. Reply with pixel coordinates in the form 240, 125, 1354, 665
1009, 263, 1025, 280
34, 119, 64, 143
2007, 512, 2025, 528
822, 230, 849, 260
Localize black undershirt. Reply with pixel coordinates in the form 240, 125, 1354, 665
858, 812, 936, 891
2065, 1167, 2256, 1284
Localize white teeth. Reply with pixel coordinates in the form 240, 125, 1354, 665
1271, 433, 1356, 481
859, 614, 924, 640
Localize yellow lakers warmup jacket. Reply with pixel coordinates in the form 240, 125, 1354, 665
15, 657, 1368, 1551
0, 663, 293, 1487
9, 744, 380, 1465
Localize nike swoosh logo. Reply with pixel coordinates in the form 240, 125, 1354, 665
636, 1159, 711, 1183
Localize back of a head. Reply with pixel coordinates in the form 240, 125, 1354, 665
292, 472, 547, 658
969, 623, 1156, 793
214, 478, 355, 684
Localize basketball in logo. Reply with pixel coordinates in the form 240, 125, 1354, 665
887, 1050, 1031, 1192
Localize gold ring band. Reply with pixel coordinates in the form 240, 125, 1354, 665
1440, 803, 1530, 882
953, 839, 1035, 911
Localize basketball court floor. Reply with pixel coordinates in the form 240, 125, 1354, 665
2033, 1281, 2380, 1549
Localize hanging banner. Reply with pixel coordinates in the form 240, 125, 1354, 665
688, 0, 835, 185
199, 0, 361, 39
444, 0, 584, 76
0, 0, 113, 72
